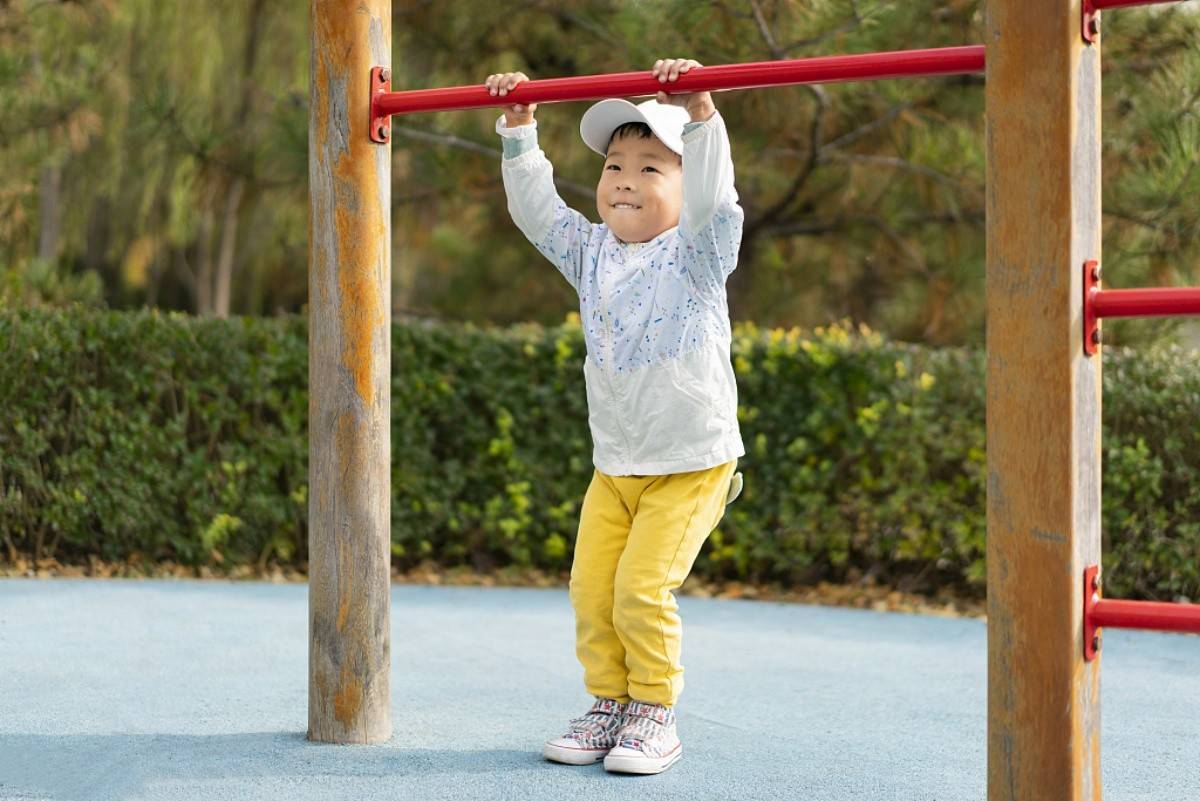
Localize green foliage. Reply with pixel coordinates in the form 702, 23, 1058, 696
0, 308, 309, 567
2, 1, 1198, 347
4, 309, 1200, 602
1, 259, 105, 310
712, 320, 989, 591
1101, 343, 1200, 600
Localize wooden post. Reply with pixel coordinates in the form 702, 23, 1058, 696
986, 1, 1103, 798
308, 0, 392, 744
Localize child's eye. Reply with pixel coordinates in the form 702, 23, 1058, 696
605, 164, 620, 171
642, 166, 658, 173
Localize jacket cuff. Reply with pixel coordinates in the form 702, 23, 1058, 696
500, 145, 546, 173
496, 115, 538, 159
681, 110, 722, 144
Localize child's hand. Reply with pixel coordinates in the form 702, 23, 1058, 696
651, 58, 715, 122
485, 72, 536, 128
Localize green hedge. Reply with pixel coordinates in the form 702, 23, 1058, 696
2, 308, 1198, 601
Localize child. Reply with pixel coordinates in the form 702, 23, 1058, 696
484, 58, 745, 775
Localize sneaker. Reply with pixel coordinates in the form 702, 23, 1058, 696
603, 700, 682, 774
542, 697, 627, 765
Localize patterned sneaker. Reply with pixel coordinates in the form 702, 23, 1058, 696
603, 700, 682, 774
542, 697, 628, 765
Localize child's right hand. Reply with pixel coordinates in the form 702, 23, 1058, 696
485, 72, 536, 128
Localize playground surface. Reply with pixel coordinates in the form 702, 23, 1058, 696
0, 579, 1197, 801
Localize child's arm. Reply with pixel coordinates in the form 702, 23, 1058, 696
486, 71, 595, 295
653, 59, 745, 297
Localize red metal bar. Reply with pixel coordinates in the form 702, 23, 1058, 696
1093, 0, 1184, 9
1084, 566, 1200, 661
1092, 598, 1200, 632
1084, 0, 1187, 42
373, 45, 984, 118
1092, 286, 1200, 319
1082, 260, 1200, 355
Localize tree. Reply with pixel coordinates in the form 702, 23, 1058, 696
0, 0, 1196, 348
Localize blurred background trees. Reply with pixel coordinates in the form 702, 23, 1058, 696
1, 0, 1197, 346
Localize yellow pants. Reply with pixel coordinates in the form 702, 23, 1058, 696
569, 460, 737, 708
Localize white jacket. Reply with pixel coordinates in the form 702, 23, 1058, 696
497, 111, 745, 476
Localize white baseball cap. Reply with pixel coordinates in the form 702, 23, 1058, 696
579, 98, 691, 157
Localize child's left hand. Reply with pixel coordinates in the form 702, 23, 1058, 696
651, 58, 715, 121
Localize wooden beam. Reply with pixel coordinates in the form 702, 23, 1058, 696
308, 0, 392, 744
985, 1, 1103, 798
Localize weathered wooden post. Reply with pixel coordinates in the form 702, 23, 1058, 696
308, 0, 392, 743
986, 0, 1102, 797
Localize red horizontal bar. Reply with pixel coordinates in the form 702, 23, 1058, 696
375, 45, 985, 117
1091, 286, 1200, 319
1091, 598, 1200, 634
1092, 0, 1185, 9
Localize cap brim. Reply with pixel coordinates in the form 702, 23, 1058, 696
580, 98, 647, 157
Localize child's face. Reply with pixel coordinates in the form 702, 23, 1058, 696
595, 131, 683, 244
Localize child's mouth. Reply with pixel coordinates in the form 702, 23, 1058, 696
611, 203, 641, 210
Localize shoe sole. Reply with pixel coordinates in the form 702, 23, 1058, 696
603, 744, 682, 775
542, 741, 609, 765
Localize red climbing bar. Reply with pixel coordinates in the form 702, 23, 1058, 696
1082, 261, 1200, 354
373, 45, 985, 118
1083, 566, 1200, 660
1091, 597, 1200, 633
1092, 0, 1185, 8
1083, 0, 1186, 43
1091, 286, 1200, 319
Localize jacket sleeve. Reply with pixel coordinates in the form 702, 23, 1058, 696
677, 110, 745, 297
496, 115, 595, 295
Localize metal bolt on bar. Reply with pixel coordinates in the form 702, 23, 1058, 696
370, 67, 392, 143
1084, 566, 1200, 660
369, 45, 985, 141
1083, 260, 1200, 354
1083, 0, 1190, 44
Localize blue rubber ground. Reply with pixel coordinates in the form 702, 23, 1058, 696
0, 579, 1196, 800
